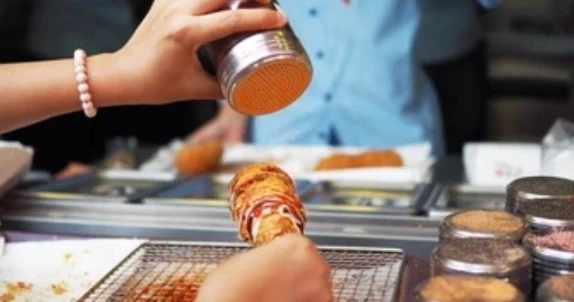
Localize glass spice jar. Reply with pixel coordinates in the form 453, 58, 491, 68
439, 209, 526, 243
536, 275, 574, 302
523, 227, 574, 287
506, 176, 574, 214
431, 238, 533, 296
519, 199, 574, 231
413, 275, 525, 302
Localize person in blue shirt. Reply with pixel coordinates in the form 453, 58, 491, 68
189, 0, 501, 157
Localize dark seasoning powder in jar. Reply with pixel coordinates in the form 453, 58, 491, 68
432, 238, 532, 296
435, 238, 528, 266
506, 176, 574, 214
520, 199, 574, 229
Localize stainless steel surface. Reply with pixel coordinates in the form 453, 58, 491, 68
0, 196, 440, 258
506, 176, 574, 214
78, 241, 405, 302
431, 239, 532, 295
143, 178, 316, 207
303, 181, 439, 215
428, 184, 506, 218
12, 171, 175, 203
439, 209, 527, 243
206, 0, 312, 115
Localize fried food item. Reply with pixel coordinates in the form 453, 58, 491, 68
174, 140, 224, 176
314, 149, 403, 171
228, 164, 307, 246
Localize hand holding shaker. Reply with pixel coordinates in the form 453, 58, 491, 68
205, 0, 313, 116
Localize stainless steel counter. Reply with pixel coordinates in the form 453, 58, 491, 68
0, 195, 440, 259
1, 156, 507, 260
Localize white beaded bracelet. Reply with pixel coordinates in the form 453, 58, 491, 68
73, 49, 97, 118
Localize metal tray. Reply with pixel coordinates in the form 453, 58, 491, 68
11, 170, 176, 203
301, 181, 440, 215
142, 178, 317, 207
78, 241, 405, 302
428, 184, 506, 219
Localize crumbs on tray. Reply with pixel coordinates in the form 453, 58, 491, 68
1, 282, 33, 302
64, 253, 73, 262
51, 282, 68, 295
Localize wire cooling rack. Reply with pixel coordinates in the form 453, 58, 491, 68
78, 241, 405, 302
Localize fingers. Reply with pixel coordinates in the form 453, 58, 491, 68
191, 0, 273, 15
193, 8, 287, 43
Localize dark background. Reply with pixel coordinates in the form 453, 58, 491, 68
0, 0, 218, 173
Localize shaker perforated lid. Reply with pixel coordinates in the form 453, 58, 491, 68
228, 55, 312, 115
206, 0, 314, 116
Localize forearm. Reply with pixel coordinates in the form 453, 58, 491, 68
0, 53, 134, 134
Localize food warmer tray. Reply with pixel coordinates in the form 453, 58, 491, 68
427, 184, 506, 219
9, 170, 177, 204
299, 180, 441, 215
142, 178, 316, 207
78, 241, 406, 302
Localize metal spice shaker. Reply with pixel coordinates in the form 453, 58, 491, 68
536, 275, 574, 302
439, 209, 527, 243
522, 228, 574, 287
506, 176, 574, 214
205, 0, 313, 116
413, 275, 526, 302
431, 238, 533, 296
519, 199, 574, 231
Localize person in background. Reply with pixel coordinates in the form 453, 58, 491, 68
0, 1, 332, 298
416, 0, 500, 155
189, 0, 501, 157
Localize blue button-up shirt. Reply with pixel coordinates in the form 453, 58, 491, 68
253, 1, 445, 155
252, 1, 501, 156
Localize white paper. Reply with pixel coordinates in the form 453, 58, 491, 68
0, 141, 35, 198
463, 142, 541, 187
0, 239, 145, 302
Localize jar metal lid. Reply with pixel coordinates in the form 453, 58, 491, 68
523, 229, 574, 263
440, 209, 526, 242
507, 177, 574, 213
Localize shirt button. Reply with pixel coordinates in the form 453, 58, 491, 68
309, 8, 318, 16
324, 93, 332, 102
316, 51, 324, 59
